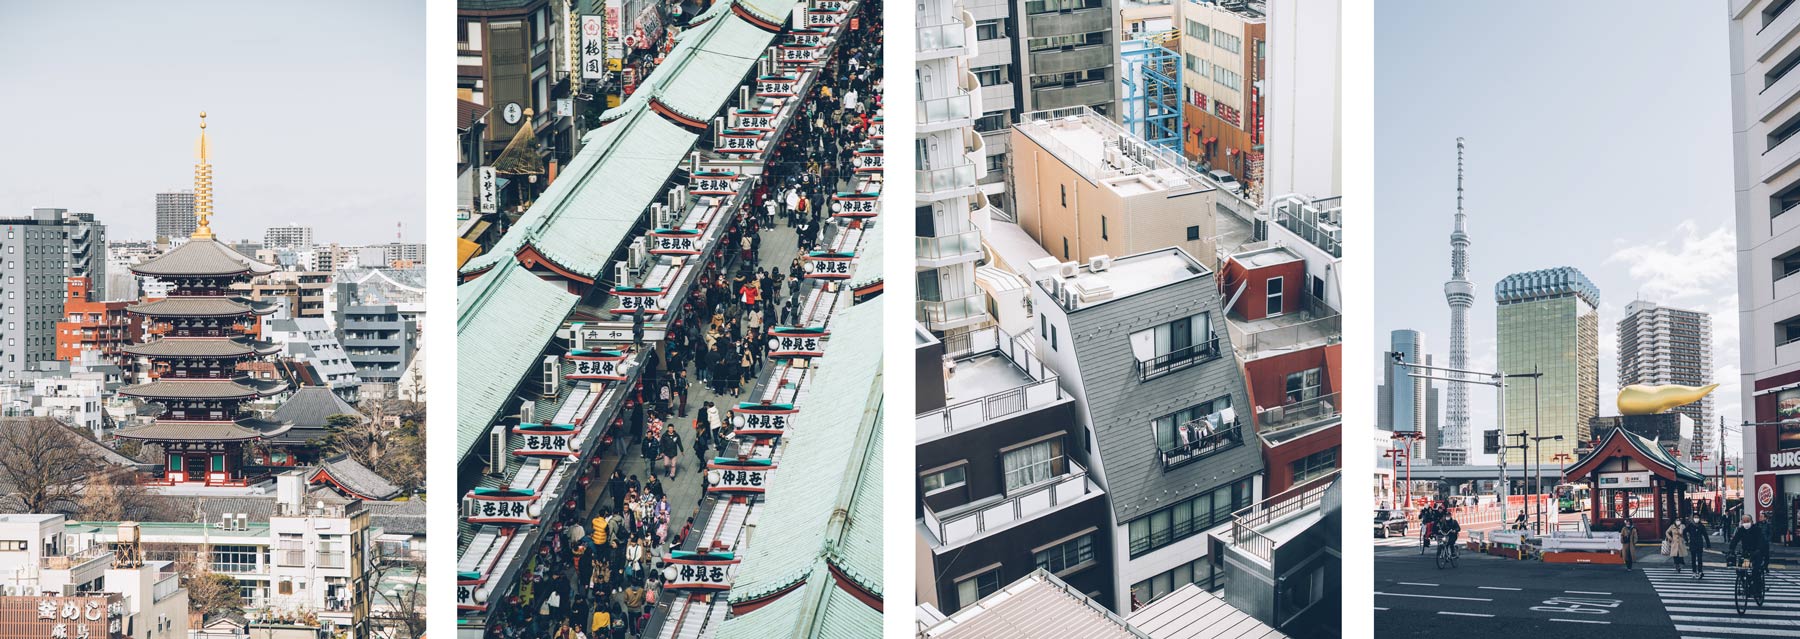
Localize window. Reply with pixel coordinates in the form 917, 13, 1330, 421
1187, 225, 1201, 241
1130, 557, 1214, 610
1213, 66, 1242, 92
973, 65, 1007, 86
1101, 216, 1108, 240
1771, 179, 1800, 218
1127, 477, 1255, 557
1291, 448, 1337, 485
1062, 237, 1070, 259
1135, 312, 1216, 379
1266, 276, 1284, 316
1776, 246, 1800, 281
1285, 368, 1322, 403
1770, 110, 1800, 151
1035, 533, 1095, 574
1030, 69, 1107, 89
921, 464, 967, 493
1185, 53, 1201, 74
278, 579, 294, 595
1152, 396, 1234, 454
212, 545, 260, 574
1767, 0, 1795, 29
975, 19, 1006, 40
1002, 438, 1062, 491
1767, 44, 1800, 90
1026, 31, 1104, 52
1212, 28, 1241, 54
1185, 19, 1208, 43
1024, 0, 1101, 13
1060, 185, 1067, 207
955, 568, 1002, 608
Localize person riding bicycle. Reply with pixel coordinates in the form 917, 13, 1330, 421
1729, 514, 1771, 584
1438, 512, 1463, 550
1421, 504, 1440, 547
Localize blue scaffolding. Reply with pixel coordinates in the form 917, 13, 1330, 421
1120, 34, 1182, 152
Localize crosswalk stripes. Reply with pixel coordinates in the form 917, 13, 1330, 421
1640, 566, 1800, 637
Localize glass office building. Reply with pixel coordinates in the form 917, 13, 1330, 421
1495, 267, 1600, 466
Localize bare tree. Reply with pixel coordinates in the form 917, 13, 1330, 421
367, 546, 425, 639
326, 399, 426, 496
78, 467, 182, 522
0, 417, 102, 514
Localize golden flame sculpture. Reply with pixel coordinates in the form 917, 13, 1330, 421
191, 111, 215, 240
1618, 383, 1719, 416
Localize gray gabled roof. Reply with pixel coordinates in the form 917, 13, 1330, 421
1063, 268, 1264, 523
314, 454, 401, 501
121, 337, 279, 358
131, 239, 276, 278
126, 296, 258, 318
272, 386, 362, 429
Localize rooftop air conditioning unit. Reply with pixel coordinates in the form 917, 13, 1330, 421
628, 238, 649, 272
540, 355, 560, 399
486, 425, 509, 475
613, 260, 631, 289
1089, 255, 1112, 272
1104, 147, 1121, 169
669, 186, 687, 210
520, 401, 534, 426
1057, 261, 1080, 279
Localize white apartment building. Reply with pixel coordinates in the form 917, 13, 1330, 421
1263, 0, 1341, 200
30, 375, 106, 438
1618, 300, 1714, 456
918, 0, 994, 335
0, 514, 189, 639
1731, 0, 1800, 521
263, 225, 314, 251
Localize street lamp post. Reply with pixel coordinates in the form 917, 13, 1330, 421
1530, 433, 1564, 533
1398, 355, 1523, 526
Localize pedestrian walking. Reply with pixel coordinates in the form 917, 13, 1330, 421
1666, 517, 1689, 569
1621, 519, 1638, 569
1684, 516, 1711, 578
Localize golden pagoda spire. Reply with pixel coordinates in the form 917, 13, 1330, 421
191, 111, 215, 240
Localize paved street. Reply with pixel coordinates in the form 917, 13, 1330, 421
1376, 535, 1800, 638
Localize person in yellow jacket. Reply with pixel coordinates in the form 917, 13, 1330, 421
591, 511, 609, 546
591, 609, 611, 633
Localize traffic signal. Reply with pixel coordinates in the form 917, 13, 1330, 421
1483, 430, 1500, 455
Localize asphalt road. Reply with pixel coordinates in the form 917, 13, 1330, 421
1374, 542, 1673, 638
1375, 535, 1800, 637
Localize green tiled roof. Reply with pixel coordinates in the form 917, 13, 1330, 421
729, 299, 883, 604
457, 262, 580, 456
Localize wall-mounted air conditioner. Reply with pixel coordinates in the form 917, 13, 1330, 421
486, 425, 509, 475
540, 355, 560, 399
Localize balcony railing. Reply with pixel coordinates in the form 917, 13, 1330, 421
916, 163, 978, 196
916, 326, 1062, 439
924, 459, 1093, 546
1226, 469, 1338, 562
915, 293, 986, 329
918, 93, 974, 126
1255, 392, 1340, 436
153, 573, 182, 602
41, 544, 111, 571
915, 230, 983, 263
1159, 415, 1242, 469
1135, 335, 1222, 381
917, 22, 967, 51
277, 547, 307, 567
318, 551, 347, 569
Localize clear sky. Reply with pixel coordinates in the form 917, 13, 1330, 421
0, 1, 424, 244
1376, 1, 1743, 464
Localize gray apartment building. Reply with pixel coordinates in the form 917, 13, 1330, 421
0, 209, 107, 378
965, 0, 1120, 217
154, 191, 195, 241
1030, 246, 1263, 611
264, 223, 315, 250
1617, 300, 1713, 457
336, 303, 416, 386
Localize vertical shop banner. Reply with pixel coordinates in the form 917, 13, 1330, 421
478, 166, 498, 214
582, 15, 606, 79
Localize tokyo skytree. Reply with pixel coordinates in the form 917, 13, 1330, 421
1440, 138, 1472, 465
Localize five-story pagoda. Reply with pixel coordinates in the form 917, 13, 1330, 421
115, 113, 292, 487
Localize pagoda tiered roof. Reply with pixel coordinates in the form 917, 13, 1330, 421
130, 239, 277, 279
114, 416, 293, 442
127, 296, 276, 318
121, 336, 281, 358
118, 377, 289, 401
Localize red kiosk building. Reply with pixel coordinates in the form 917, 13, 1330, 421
113, 114, 291, 487
1561, 427, 1704, 538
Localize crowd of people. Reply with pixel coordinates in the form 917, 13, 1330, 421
482, 2, 883, 636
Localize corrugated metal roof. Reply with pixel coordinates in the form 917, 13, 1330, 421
456, 262, 580, 455
922, 570, 1142, 639
648, 5, 796, 123
715, 582, 807, 638
812, 583, 883, 637
524, 114, 697, 279
848, 221, 883, 290
1124, 585, 1285, 639
729, 298, 883, 602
